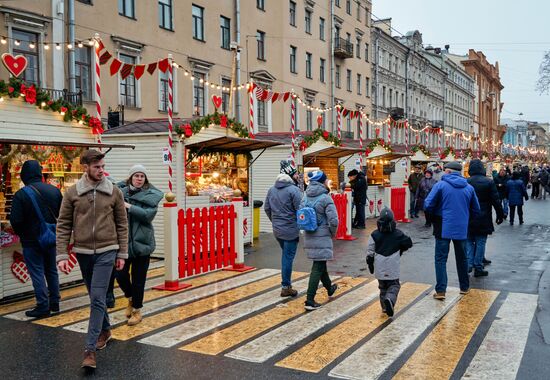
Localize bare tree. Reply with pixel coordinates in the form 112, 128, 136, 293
536, 51, 550, 94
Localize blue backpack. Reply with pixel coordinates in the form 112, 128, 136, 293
23, 186, 57, 250
296, 195, 324, 232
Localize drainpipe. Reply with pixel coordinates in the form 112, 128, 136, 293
235, 0, 241, 122
405, 47, 410, 120
330, 0, 335, 132
374, 29, 379, 119
68, 0, 76, 93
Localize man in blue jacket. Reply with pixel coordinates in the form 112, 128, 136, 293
424, 161, 480, 300
264, 160, 302, 297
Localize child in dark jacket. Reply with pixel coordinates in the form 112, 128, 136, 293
366, 208, 413, 317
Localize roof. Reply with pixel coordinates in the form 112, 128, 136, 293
185, 136, 283, 152
0, 138, 134, 149
304, 146, 364, 159
103, 118, 193, 135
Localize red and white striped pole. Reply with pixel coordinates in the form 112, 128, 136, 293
94, 33, 102, 146
336, 105, 342, 140
358, 112, 364, 168
404, 120, 409, 149
290, 93, 296, 167
438, 129, 442, 156
425, 128, 429, 147
167, 54, 174, 195
249, 80, 254, 136
387, 120, 392, 144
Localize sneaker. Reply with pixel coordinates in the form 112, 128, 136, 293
50, 303, 60, 314
460, 288, 470, 295
82, 350, 96, 369
482, 258, 492, 265
519, 220, 524, 225
25, 308, 50, 318
128, 309, 143, 326
304, 300, 322, 311
474, 269, 489, 277
384, 298, 395, 317
280, 287, 298, 297
106, 292, 115, 309
433, 292, 446, 300
125, 298, 133, 318
327, 284, 338, 297
96, 330, 112, 350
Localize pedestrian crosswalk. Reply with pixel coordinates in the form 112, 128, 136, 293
0, 267, 538, 379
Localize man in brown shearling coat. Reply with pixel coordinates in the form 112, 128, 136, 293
56, 149, 128, 369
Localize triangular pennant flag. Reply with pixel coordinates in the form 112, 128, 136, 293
147, 62, 157, 75
271, 92, 279, 103
283, 92, 290, 102
110, 58, 122, 76
120, 63, 133, 80
134, 64, 145, 80
342, 109, 349, 118
248, 83, 257, 93
260, 89, 269, 101
99, 51, 112, 65
96, 40, 105, 54
158, 58, 169, 73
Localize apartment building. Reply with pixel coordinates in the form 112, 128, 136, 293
0, 0, 372, 137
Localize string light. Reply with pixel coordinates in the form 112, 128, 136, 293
14, 40, 20, 46
28, 42, 35, 49
77, 41, 83, 48
55, 43, 61, 50
44, 43, 49, 50
67, 43, 73, 49
0, 37, 6, 45
88, 39, 95, 46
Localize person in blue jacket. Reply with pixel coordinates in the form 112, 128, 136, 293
506, 171, 529, 225
424, 161, 480, 300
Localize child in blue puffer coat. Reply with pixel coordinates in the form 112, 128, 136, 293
506, 171, 528, 225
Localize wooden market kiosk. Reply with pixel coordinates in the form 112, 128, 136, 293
0, 97, 133, 302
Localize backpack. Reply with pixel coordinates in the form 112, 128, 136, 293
22, 186, 57, 250
296, 195, 324, 232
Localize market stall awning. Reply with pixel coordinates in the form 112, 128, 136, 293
304, 146, 363, 159
366, 151, 412, 161
185, 136, 283, 152
0, 138, 134, 149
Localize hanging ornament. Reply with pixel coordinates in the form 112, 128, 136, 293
220, 114, 228, 128
1, 53, 28, 77
317, 114, 323, 127
212, 95, 222, 110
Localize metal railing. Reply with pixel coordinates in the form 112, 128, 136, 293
42, 88, 83, 107
334, 38, 354, 58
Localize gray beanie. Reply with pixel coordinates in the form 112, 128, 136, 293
128, 164, 148, 179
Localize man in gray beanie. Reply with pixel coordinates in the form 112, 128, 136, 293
264, 160, 302, 297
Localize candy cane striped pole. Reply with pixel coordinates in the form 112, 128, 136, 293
94, 33, 102, 146
290, 93, 296, 167
249, 80, 254, 135
438, 129, 442, 156
359, 113, 364, 167
387, 120, 391, 144
337, 105, 342, 140
404, 120, 409, 148
167, 54, 174, 194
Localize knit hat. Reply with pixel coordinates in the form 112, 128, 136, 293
308, 170, 327, 184
377, 207, 396, 233
444, 161, 462, 172
280, 160, 297, 177
128, 164, 148, 179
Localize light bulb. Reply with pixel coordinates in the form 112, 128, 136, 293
14, 40, 20, 46
29, 42, 36, 49
0, 37, 6, 45
77, 41, 83, 48
67, 43, 73, 49
44, 43, 50, 50
88, 39, 95, 46
55, 43, 61, 50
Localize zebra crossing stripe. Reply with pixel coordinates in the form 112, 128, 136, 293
393, 289, 499, 380
329, 288, 461, 380
44, 269, 251, 329
461, 292, 538, 380
276, 282, 431, 373
181, 277, 365, 356
139, 276, 315, 347
109, 271, 306, 341
225, 280, 379, 363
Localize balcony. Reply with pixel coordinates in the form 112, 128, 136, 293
432, 120, 444, 128
42, 88, 83, 107
334, 38, 353, 59
389, 107, 405, 120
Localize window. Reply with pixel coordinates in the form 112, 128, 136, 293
365, 77, 370, 97
319, 17, 325, 40
257, 30, 265, 60
346, 69, 352, 92
305, 9, 312, 34
75, 47, 91, 100
356, 1, 361, 21
221, 78, 231, 114
382, 86, 386, 108
356, 38, 361, 58
335, 65, 341, 88
346, 0, 351, 15
118, 0, 135, 18
193, 73, 205, 116
364, 43, 369, 62
320, 58, 326, 83
335, 0, 340, 7
12, 30, 40, 86
158, 0, 172, 30
159, 69, 169, 111
320, 102, 326, 129
357, 74, 361, 95
257, 0, 265, 10
220, 16, 230, 49
389, 89, 393, 107
346, 32, 351, 43
192, 5, 204, 41
289, 1, 296, 26
306, 101, 313, 131
290, 45, 297, 73
119, 54, 137, 107
258, 100, 267, 128
306, 52, 312, 79
365, 7, 370, 26
77, 0, 92, 4
346, 113, 351, 132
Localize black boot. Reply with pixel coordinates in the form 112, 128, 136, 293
474, 269, 489, 277
25, 307, 51, 318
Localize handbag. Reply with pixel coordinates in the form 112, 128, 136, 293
22, 186, 57, 250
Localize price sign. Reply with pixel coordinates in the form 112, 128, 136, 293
162, 148, 170, 165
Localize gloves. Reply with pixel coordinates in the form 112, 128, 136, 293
496, 217, 503, 225
366, 256, 374, 274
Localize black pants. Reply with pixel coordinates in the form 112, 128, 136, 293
378, 279, 400, 311
532, 183, 540, 199
116, 256, 151, 309
509, 205, 524, 224
353, 203, 366, 228
307, 261, 332, 302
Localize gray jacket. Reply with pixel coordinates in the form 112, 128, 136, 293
366, 236, 401, 280
301, 181, 339, 261
264, 174, 302, 241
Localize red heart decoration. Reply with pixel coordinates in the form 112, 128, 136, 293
317, 115, 323, 126
2, 53, 28, 78
212, 95, 222, 109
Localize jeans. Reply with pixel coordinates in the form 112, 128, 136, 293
307, 261, 333, 301
22, 245, 60, 312
77, 250, 117, 352
354, 203, 366, 228
501, 198, 509, 216
509, 205, 524, 224
378, 279, 400, 310
466, 234, 488, 271
532, 183, 540, 199
276, 238, 299, 288
409, 191, 417, 217
434, 238, 469, 293
116, 255, 151, 309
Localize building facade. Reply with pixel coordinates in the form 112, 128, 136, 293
501, 118, 528, 155
0, 0, 372, 137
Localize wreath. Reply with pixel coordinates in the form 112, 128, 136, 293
410, 144, 430, 156
175, 111, 251, 139
439, 146, 455, 159
299, 128, 341, 151
365, 138, 392, 156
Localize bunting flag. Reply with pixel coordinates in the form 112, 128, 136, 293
120, 63, 133, 80
96, 40, 105, 54
134, 64, 146, 80
158, 58, 169, 73
99, 51, 112, 65
283, 92, 291, 102
147, 62, 158, 75
271, 92, 279, 102
110, 58, 122, 76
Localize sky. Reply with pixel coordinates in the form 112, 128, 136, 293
373, 0, 550, 123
